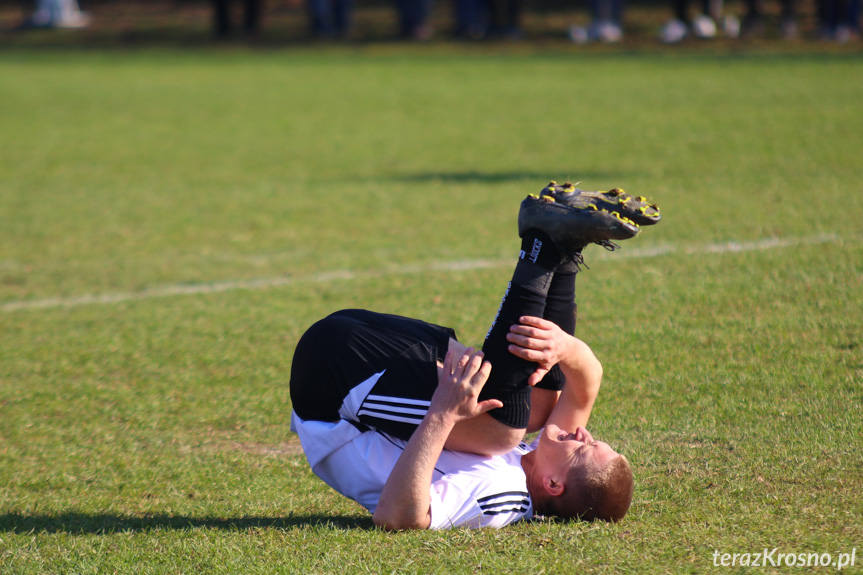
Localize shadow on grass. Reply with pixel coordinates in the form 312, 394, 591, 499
0, 511, 375, 533
389, 170, 627, 184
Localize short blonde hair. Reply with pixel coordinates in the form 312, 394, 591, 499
548, 455, 633, 522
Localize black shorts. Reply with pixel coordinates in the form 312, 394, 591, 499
290, 309, 454, 440
289, 309, 565, 440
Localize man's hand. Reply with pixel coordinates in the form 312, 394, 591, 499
373, 348, 501, 530
433, 348, 502, 423
506, 316, 577, 386
507, 315, 604, 433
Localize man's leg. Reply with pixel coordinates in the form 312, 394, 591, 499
446, 182, 659, 454
435, 227, 563, 455
525, 260, 579, 425
476, 182, 654, 428
292, 182, 659, 456
475, 228, 564, 428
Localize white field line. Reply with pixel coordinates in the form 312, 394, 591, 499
0, 233, 842, 312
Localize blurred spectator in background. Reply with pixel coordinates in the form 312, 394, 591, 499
309, 0, 353, 37
658, 0, 739, 43
818, 0, 861, 40
487, 0, 523, 39
18, 0, 90, 29
395, 0, 434, 39
454, 0, 484, 38
740, 0, 797, 38
213, 0, 262, 38
455, 0, 522, 39
569, 0, 625, 43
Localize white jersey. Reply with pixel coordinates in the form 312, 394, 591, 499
291, 371, 535, 529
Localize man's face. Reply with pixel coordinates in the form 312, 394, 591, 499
534, 424, 619, 474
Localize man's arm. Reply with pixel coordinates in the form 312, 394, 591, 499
506, 315, 603, 432
372, 348, 502, 531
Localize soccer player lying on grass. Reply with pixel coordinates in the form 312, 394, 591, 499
290, 182, 660, 530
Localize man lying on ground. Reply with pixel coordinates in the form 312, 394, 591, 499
290, 182, 660, 529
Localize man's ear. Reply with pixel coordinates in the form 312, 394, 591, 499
543, 474, 565, 497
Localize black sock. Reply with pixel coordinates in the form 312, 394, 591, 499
544, 260, 578, 336
511, 229, 563, 291
529, 260, 578, 393
478, 229, 562, 427
486, 229, 562, 343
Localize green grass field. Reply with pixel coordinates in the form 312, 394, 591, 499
1, 47, 862, 573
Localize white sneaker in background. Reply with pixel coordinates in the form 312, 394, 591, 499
781, 18, 799, 39
54, 10, 91, 28
723, 15, 740, 38
659, 19, 688, 43
25, 0, 91, 29
834, 25, 858, 43
594, 21, 623, 43
568, 25, 589, 44
691, 14, 717, 38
